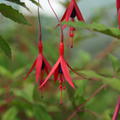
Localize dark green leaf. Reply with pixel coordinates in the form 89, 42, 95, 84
0, 3, 29, 25
6, 0, 29, 11
29, 0, 41, 7
80, 70, 120, 91
63, 21, 120, 39
108, 54, 120, 72
33, 104, 53, 120
2, 107, 18, 120
103, 77, 120, 91
74, 80, 87, 105
102, 110, 111, 120
13, 83, 34, 103
33, 85, 42, 102
0, 36, 11, 58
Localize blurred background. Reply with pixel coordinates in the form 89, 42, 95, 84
0, 0, 120, 120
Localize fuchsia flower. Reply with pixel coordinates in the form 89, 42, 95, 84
112, 96, 120, 120
116, 0, 120, 28
24, 41, 51, 86
60, 0, 84, 40
39, 42, 75, 102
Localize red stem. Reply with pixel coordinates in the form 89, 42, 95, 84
112, 96, 120, 120
38, 0, 42, 41
48, 0, 64, 43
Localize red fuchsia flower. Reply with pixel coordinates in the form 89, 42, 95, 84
60, 0, 84, 46
24, 41, 51, 86
46, 0, 75, 103
116, 0, 120, 28
24, 0, 51, 87
112, 96, 120, 120
39, 42, 75, 102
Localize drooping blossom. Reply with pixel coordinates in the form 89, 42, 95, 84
39, 42, 75, 102
112, 96, 120, 120
24, 0, 51, 86
24, 41, 51, 86
60, 0, 84, 47
116, 0, 120, 28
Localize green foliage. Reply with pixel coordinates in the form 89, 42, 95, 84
0, 3, 29, 25
29, 0, 41, 7
13, 83, 34, 103
0, 36, 11, 58
80, 70, 120, 91
2, 107, 18, 120
108, 54, 120, 72
33, 104, 53, 120
6, 0, 40, 8
63, 21, 120, 39
6, 0, 29, 10
0, 1, 120, 120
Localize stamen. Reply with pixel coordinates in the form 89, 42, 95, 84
69, 27, 75, 38
59, 74, 64, 104
68, 18, 76, 47
69, 37, 74, 48
69, 26, 76, 48
59, 84, 63, 104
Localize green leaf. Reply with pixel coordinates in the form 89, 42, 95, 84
2, 107, 18, 120
108, 54, 120, 72
103, 77, 120, 91
33, 85, 42, 102
29, 0, 41, 7
0, 3, 29, 25
80, 70, 102, 79
74, 80, 87, 105
0, 36, 11, 58
33, 104, 53, 120
80, 70, 120, 91
102, 110, 112, 120
0, 65, 12, 78
63, 21, 120, 39
13, 67, 25, 78
13, 83, 34, 103
6, 0, 29, 11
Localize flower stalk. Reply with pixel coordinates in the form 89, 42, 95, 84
112, 96, 120, 120
24, 0, 51, 87
39, 0, 75, 103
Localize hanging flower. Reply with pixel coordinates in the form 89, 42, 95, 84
24, 41, 51, 86
60, 0, 84, 47
116, 0, 120, 12
116, 0, 120, 28
112, 96, 120, 120
39, 42, 75, 102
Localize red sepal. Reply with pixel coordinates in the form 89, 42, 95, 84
116, 0, 120, 12
118, 9, 120, 29
40, 58, 61, 88
36, 55, 42, 83
73, 0, 84, 21
60, 0, 84, 22
24, 41, 51, 86
61, 57, 75, 88
24, 59, 37, 80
